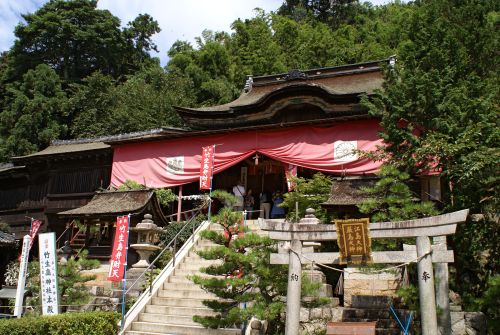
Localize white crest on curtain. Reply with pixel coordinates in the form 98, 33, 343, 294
334, 140, 358, 161
166, 156, 184, 174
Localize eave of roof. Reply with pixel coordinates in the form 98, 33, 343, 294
12, 142, 111, 162
58, 189, 169, 226
322, 177, 378, 206
102, 115, 377, 145
0, 231, 16, 245
176, 58, 389, 114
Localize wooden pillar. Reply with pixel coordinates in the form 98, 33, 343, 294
433, 236, 451, 335
416, 236, 438, 335
176, 185, 183, 222
285, 239, 302, 335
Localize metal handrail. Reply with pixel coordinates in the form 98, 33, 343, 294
166, 207, 202, 223
125, 206, 205, 296
56, 220, 75, 247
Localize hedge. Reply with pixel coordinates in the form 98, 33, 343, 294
0, 311, 120, 335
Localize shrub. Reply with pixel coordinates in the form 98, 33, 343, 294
0, 311, 120, 335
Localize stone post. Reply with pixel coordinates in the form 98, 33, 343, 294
285, 239, 302, 335
433, 236, 451, 335
416, 236, 438, 335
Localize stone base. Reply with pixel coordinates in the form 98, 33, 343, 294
343, 267, 402, 307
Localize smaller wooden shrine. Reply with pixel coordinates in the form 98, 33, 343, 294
58, 189, 168, 261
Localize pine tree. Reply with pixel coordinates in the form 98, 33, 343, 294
357, 165, 438, 223
357, 165, 438, 251
192, 192, 324, 333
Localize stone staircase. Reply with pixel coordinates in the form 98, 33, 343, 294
123, 219, 266, 335
340, 305, 417, 335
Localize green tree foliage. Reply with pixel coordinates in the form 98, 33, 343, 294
192, 192, 323, 333
357, 165, 438, 251
357, 165, 438, 223
166, 4, 411, 106
0, 311, 120, 335
280, 172, 333, 223
5, 0, 158, 84
68, 63, 192, 138
361, 0, 499, 319
115, 179, 176, 207
13, 250, 100, 314
0, 64, 67, 160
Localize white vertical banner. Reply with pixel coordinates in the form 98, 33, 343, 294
14, 235, 31, 317
39, 232, 59, 315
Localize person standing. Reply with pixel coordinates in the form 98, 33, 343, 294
271, 190, 285, 219
232, 180, 245, 211
244, 189, 255, 219
259, 190, 271, 219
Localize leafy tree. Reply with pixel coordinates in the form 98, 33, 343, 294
0, 64, 67, 160
69, 64, 193, 138
280, 172, 333, 223
67, 71, 118, 138
361, 0, 499, 316
5, 0, 159, 84
123, 14, 161, 65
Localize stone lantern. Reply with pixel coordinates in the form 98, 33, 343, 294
130, 214, 162, 268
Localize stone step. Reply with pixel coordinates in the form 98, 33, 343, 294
157, 288, 216, 299
196, 240, 219, 247
144, 304, 216, 317
168, 274, 223, 284
130, 321, 240, 335
163, 281, 211, 291
138, 312, 199, 326
178, 261, 222, 271
342, 318, 400, 329
342, 308, 411, 320
375, 329, 402, 335
151, 296, 208, 308
174, 268, 224, 277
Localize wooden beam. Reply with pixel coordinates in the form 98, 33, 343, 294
270, 250, 454, 265
260, 209, 469, 241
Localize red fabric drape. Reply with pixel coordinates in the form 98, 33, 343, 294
111, 119, 384, 188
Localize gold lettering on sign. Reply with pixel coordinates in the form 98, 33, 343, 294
334, 218, 372, 264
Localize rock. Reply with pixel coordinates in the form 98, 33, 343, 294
310, 308, 322, 319
300, 307, 310, 322
250, 319, 262, 329
330, 307, 343, 322
322, 307, 332, 319
465, 312, 487, 335
451, 311, 466, 335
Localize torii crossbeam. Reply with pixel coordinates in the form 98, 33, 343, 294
259, 209, 469, 335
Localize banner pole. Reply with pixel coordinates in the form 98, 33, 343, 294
120, 214, 131, 331
207, 144, 216, 222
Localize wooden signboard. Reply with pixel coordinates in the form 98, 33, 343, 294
335, 218, 372, 264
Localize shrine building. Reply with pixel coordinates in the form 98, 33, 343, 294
0, 57, 440, 260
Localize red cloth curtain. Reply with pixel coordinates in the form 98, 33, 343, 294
111, 119, 384, 188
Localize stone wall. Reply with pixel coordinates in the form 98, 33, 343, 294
343, 267, 402, 307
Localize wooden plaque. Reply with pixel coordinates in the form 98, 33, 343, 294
334, 218, 372, 264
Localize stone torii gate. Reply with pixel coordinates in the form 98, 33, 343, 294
259, 209, 469, 335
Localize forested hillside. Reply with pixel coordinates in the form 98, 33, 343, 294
0, 0, 498, 324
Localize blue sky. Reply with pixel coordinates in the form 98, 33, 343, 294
0, 0, 391, 66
